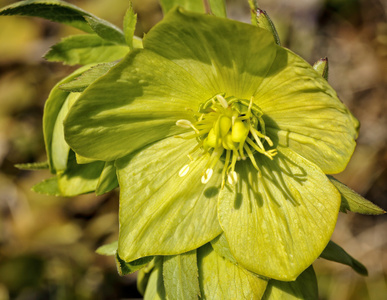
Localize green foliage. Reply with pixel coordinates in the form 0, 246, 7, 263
45, 34, 129, 65
320, 241, 368, 276
329, 176, 385, 215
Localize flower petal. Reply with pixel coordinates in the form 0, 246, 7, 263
257, 47, 359, 174
64, 49, 211, 161
198, 243, 268, 299
218, 147, 341, 281
116, 135, 223, 262
143, 7, 280, 99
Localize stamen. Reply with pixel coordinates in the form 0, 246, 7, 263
227, 171, 238, 185
176, 119, 200, 134
201, 168, 213, 184
177, 95, 276, 187
179, 164, 190, 177
216, 94, 228, 108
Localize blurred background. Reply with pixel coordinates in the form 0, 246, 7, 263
0, 0, 386, 299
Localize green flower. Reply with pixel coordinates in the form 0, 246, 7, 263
64, 8, 359, 280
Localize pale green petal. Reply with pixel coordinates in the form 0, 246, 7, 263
57, 152, 105, 196
198, 244, 268, 299
116, 136, 223, 262
44, 65, 93, 173
144, 260, 166, 300
218, 147, 341, 281
163, 250, 200, 300
262, 266, 318, 300
257, 47, 359, 174
95, 161, 118, 196
65, 49, 211, 161
143, 7, 279, 99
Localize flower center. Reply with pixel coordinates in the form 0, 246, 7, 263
176, 94, 277, 188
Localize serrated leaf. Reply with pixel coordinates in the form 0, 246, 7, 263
44, 34, 129, 66
159, 0, 205, 14
123, 3, 137, 49
0, 0, 125, 43
60, 62, 116, 92
329, 176, 385, 215
320, 240, 368, 276
96, 241, 118, 256
253, 8, 281, 45
15, 161, 49, 170
96, 161, 118, 196
262, 266, 318, 300
32, 177, 61, 196
115, 253, 153, 276
208, 0, 227, 17
84, 16, 126, 45
163, 250, 200, 300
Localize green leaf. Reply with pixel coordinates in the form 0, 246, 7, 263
0, 0, 125, 42
163, 250, 200, 300
116, 135, 222, 263
15, 161, 49, 170
218, 147, 341, 281
116, 253, 153, 276
253, 8, 281, 46
32, 177, 61, 196
43, 65, 93, 173
313, 57, 329, 81
84, 16, 126, 45
96, 241, 118, 256
198, 244, 268, 299
144, 260, 165, 300
123, 2, 137, 49
60, 62, 116, 92
262, 266, 318, 300
44, 34, 129, 66
208, 0, 227, 18
56, 152, 105, 196
329, 176, 385, 215
320, 240, 368, 276
95, 161, 118, 196
159, 0, 205, 14
64, 48, 211, 161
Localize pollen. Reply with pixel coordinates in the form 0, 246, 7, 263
176, 94, 277, 187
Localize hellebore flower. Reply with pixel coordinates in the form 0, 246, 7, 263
64, 8, 359, 280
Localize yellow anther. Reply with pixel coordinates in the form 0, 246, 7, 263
201, 168, 213, 184
179, 164, 190, 177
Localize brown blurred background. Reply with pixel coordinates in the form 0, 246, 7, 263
0, 0, 386, 299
